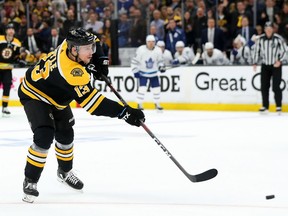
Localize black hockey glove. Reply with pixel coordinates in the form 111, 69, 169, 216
89, 56, 109, 81
158, 65, 166, 73
118, 106, 145, 127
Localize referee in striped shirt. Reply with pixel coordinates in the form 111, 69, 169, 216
252, 21, 287, 114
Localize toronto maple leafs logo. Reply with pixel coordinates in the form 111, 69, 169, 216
145, 58, 154, 69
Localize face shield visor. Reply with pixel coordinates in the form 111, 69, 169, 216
76, 43, 97, 55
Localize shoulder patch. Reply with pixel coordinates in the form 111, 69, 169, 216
71, 68, 84, 77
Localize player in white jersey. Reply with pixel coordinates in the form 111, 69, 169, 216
156, 40, 173, 66
172, 41, 195, 65
230, 35, 252, 65
202, 42, 230, 65
131, 35, 166, 110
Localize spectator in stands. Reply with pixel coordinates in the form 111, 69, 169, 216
38, 20, 52, 53
150, 9, 165, 41
257, 0, 280, 27
229, 0, 253, 39
216, 1, 231, 49
62, 9, 81, 37
29, 12, 42, 35
22, 28, 42, 56
102, 19, 112, 50
102, 7, 112, 20
183, 11, 195, 48
129, 8, 146, 47
118, 12, 130, 47
17, 14, 28, 39
165, 19, 186, 55
236, 15, 256, 45
202, 42, 230, 65
156, 40, 173, 66
201, 17, 225, 52
32, 0, 48, 19
84, 12, 104, 34
185, 0, 197, 18
192, 7, 207, 52
14, 0, 25, 18
276, 1, 288, 42
149, 25, 159, 42
51, 0, 67, 15
172, 41, 195, 66
47, 27, 64, 52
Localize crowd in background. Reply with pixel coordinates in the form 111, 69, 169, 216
0, 0, 288, 65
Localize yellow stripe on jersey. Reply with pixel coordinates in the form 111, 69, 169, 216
0, 62, 14, 69
79, 89, 98, 107
23, 78, 67, 109
0, 36, 21, 47
87, 95, 105, 114
57, 41, 90, 86
20, 84, 40, 101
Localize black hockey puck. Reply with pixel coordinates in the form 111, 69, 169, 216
266, 195, 275, 200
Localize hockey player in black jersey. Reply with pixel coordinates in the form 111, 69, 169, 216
0, 23, 22, 116
18, 28, 145, 203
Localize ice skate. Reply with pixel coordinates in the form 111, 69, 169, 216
276, 107, 282, 115
2, 107, 11, 117
57, 167, 84, 190
22, 178, 39, 203
155, 103, 163, 112
258, 107, 268, 114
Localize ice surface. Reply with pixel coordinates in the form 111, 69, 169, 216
1, 107, 288, 215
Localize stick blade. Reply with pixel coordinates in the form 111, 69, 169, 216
188, 168, 218, 183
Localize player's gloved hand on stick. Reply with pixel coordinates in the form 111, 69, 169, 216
89, 56, 109, 81
158, 65, 166, 73
118, 105, 145, 127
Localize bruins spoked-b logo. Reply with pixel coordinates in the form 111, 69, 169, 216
1, 47, 13, 59
70, 68, 84, 77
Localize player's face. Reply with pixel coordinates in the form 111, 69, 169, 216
176, 47, 184, 53
146, 41, 155, 50
78, 44, 96, 64
6, 28, 15, 37
207, 49, 213, 57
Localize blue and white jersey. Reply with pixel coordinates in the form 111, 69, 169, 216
131, 45, 164, 78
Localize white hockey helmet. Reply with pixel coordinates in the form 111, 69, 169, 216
204, 42, 214, 50
156, 40, 165, 47
146, 35, 156, 42
175, 41, 185, 48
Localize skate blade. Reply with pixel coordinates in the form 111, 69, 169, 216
22, 194, 36, 203
2, 113, 11, 118
57, 177, 83, 192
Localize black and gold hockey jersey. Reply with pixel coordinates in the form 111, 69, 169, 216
0, 35, 21, 70
18, 40, 123, 117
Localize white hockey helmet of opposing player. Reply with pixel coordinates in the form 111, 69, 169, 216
175, 41, 185, 48
156, 40, 165, 47
146, 35, 156, 42
204, 42, 214, 50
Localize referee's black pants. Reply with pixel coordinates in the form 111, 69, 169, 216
260, 64, 282, 109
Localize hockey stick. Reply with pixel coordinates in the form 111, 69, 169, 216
101, 75, 218, 183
